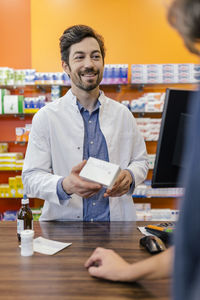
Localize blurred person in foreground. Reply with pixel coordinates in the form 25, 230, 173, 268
85, 1, 200, 299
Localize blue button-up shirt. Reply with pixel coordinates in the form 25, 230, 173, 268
57, 98, 135, 221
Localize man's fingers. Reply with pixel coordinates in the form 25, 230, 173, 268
72, 160, 87, 173
105, 174, 130, 197
113, 172, 126, 187
85, 247, 105, 267
81, 191, 99, 198
85, 254, 101, 268
88, 266, 103, 278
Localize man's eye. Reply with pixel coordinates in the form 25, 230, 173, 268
93, 55, 100, 60
75, 56, 84, 60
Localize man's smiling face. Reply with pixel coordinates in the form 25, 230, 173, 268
64, 37, 104, 92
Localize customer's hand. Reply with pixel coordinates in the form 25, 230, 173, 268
104, 170, 132, 197
85, 247, 132, 282
62, 160, 102, 197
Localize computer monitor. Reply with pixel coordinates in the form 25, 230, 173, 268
152, 88, 197, 188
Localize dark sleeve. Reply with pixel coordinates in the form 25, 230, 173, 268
173, 90, 200, 300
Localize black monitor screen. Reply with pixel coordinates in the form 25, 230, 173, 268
152, 88, 197, 188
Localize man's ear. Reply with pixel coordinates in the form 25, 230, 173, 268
62, 61, 70, 75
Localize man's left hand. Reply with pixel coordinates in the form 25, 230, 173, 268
104, 170, 133, 197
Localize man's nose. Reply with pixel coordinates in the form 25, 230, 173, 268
83, 56, 94, 68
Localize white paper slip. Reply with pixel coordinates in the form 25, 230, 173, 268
137, 226, 153, 236
33, 237, 72, 255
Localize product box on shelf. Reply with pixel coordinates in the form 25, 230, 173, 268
3, 95, 24, 114
101, 64, 128, 85
32, 208, 42, 221
0, 89, 10, 114
9, 177, 17, 197
135, 118, 161, 141
3, 210, 17, 221
0, 153, 24, 170
0, 143, 8, 153
15, 160, 24, 170
131, 63, 200, 84
24, 96, 46, 113
0, 67, 14, 85
8, 176, 24, 197
0, 184, 11, 198
15, 176, 23, 197
15, 124, 32, 142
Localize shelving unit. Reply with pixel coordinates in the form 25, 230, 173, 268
0, 80, 197, 214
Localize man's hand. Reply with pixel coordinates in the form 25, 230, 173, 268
62, 160, 102, 198
85, 247, 132, 282
104, 170, 133, 197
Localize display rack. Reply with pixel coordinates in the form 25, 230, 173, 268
0, 79, 196, 215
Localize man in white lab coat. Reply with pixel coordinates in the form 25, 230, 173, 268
22, 25, 148, 221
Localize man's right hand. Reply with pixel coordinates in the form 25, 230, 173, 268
62, 160, 102, 198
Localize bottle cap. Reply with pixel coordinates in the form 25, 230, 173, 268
21, 195, 29, 205
21, 198, 29, 205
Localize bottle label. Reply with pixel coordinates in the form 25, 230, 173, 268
17, 219, 24, 234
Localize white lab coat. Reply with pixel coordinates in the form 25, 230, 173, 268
22, 89, 148, 221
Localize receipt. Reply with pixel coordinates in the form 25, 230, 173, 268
33, 237, 72, 255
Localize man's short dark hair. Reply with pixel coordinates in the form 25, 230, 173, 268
60, 25, 105, 65
168, 0, 200, 55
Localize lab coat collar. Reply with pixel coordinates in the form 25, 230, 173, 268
64, 88, 106, 109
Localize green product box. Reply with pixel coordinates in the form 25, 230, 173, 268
0, 89, 10, 114
32, 208, 42, 221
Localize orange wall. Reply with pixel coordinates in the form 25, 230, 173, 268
0, 0, 31, 69
0, 0, 198, 71
31, 0, 198, 72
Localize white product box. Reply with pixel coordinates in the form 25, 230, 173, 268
3, 95, 24, 114
79, 157, 121, 188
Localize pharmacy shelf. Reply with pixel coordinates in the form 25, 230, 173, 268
0, 197, 22, 199
0, 113, 34, 117
132, 195, 181, 198
0, 83, 128, 89
0, 141, 27, 145
0, 170, 21, 172
131, 82, 198, 90
133, 112, 162, 117
133, 188, 184, 199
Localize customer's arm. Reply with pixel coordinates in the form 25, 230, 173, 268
85, 247, 173, 282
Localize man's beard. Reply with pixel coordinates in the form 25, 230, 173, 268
75, 68, 102, 91
76, 79, 100, 91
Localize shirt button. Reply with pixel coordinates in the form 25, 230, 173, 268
90, 141, 94, 144
90, 218, 94, 222
89, 120, 92, 124
92, 202, 96, 206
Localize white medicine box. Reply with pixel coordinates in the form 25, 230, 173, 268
79, 157, 121, 189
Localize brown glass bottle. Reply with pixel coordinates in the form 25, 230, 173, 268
17, 195, 33, 242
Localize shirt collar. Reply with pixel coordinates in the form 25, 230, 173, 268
76, 93, 101, 113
